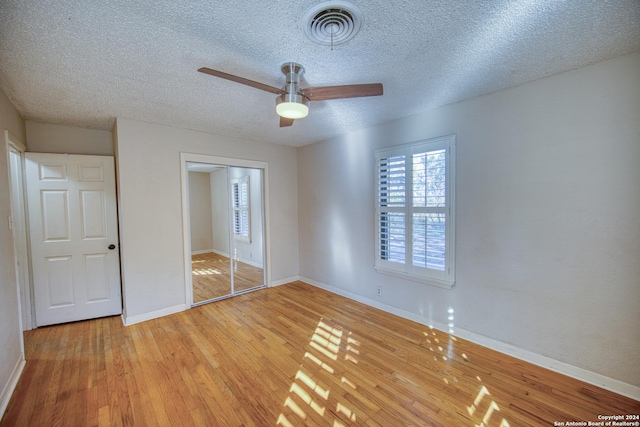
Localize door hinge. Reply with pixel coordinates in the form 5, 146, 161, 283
7, 215, 12, 231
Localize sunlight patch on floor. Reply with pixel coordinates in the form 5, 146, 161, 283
192, 268, 222, 275
277, 318, 361, 426
423, 308, 510, 427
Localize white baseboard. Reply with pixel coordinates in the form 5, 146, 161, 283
0, 352, 25, 418
238, 258, 263, 269
270, 276, 300, 287
211, 249, 230, 258
298, 276, 640, 402
191, 249, 214, 255
121, 303, 188, 326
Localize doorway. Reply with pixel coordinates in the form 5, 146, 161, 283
5, 131, 32, 332
181, 154, 268, 306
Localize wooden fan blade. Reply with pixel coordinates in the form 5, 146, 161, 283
198, 67, 284, 95
280, 117, 294, 127
300, 83, 383, 101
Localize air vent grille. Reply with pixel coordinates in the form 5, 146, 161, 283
302, 1, 364, 46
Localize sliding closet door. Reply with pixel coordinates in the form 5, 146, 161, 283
228, 167, 265, 293
184, 158, 266, 306
189, 164, 233, 303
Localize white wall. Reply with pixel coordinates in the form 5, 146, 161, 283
188, 171, 213, 253
211, 168, 230, 255
26, 120, 113, 155
297, 53, 640, 389
0, 89, 26, 415
115, 118, 298, 320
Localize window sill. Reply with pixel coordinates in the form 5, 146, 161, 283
374, 266, 454, 290
233, 235, 251, 244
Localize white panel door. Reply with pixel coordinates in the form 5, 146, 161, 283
25, 153, 122, 326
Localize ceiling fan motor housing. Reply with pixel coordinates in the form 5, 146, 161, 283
280, 62, 306, 97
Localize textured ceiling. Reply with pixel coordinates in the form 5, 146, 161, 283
0, 0, 639, 147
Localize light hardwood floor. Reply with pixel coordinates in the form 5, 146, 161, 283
192, 252, 264, 303
2, 281, 638, 426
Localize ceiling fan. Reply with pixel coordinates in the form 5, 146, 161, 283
198, 62, 383, 127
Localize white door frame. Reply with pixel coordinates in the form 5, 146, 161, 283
180, 152, 271, 306
4, 130, 33, 331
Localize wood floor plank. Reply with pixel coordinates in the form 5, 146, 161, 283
192, 252, 264, 303
2, 281, 638, 426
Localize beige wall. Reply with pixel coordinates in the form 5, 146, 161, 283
114, 118, 299, 321
298, 52, 640, 391
188, 171, 214, 253
211, 168, 230, 255
26, 120, 113, 155
0, 89, 25, 414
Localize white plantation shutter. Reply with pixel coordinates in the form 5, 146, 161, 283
375, 135, 455, 288
378, 154, 406, 264
232, 176, 250, 242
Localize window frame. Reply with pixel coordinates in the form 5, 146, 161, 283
231, 175, 251, 243
374, 134, 456, 289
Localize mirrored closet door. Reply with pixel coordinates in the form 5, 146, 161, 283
184, 160, 266, 306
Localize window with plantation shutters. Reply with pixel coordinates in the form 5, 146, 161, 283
232, 176, 250, 242
375, 135, 455, 288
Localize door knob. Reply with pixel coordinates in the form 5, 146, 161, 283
108, 244, 116, 250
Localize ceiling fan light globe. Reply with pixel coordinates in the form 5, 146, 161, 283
276, 102, 309, 119
276, 93, 309, 119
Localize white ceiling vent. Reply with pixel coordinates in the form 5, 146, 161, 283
302, 1, 364, 46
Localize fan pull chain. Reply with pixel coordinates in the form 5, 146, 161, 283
331, 27, 334, 51
328, 22, 337, 51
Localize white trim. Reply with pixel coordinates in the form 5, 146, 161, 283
270, 276, 299, 287
180, 158, 194, 307
237, 257, 263, 269
121, 303, 188, 326
298, 276, 640, 402
182, 153, 269, 170
5, 130, 32, 335
373, 266, 454, 289
261, 167, 271, 289
191, 249, 214, 255
212, 248, 230, 257
5, 130, 26, 152
0, 353, 25, 418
